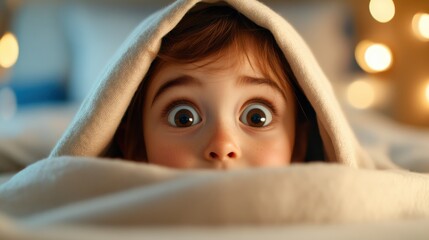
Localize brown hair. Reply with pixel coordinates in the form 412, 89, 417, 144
104, 3, 323, 162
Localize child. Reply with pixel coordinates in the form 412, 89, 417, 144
102, 3, 323, 169
51, 0, 374, 169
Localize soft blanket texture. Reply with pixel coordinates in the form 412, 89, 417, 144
0, 156, 428, 226
1, 0, 429, 235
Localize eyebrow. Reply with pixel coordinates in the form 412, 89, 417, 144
152, 75, 202, 106
237, 76, 284, 95
151, 75, 284, 106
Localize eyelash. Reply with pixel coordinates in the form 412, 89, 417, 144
161, 99, 199, 118
242, 97, 278, 117
161, 97, 279, 120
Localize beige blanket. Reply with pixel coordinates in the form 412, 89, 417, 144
0, 156, 428, 239
1, 156, 428, 226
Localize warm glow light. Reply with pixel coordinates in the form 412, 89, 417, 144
369, 0, 395, 23
355, 40, 372, 73
0, 32, 19, 68
412, 13, 429, 41
355, 41, 393, 73
425, 82, 429, 104
365, 44, 392, 72
347, 80, 376, 109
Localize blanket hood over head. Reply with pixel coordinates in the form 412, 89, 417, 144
50, 0, 386, 169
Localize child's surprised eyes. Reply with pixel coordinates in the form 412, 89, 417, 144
240, 103, 273, 127
167, 105, 201, 128
164, 100, 275, 128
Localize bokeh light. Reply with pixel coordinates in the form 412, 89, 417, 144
355, 40, 393, 73
346, 80, 376, 109
0, 32, 19, 68
412, 13, 429, 41
369, 0, 395, 23
365, 44, 393, 72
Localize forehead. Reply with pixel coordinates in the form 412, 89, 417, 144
145, 36, 297, 105
152, 48, 279, 85
144, 51, 296, 108
184, 52, 263, 77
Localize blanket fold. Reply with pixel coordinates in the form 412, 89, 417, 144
1, 157, 428, 226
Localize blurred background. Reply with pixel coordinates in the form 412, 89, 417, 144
0, 0, 428, 168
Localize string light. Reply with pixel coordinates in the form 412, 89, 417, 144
0, 32, 19, 68
355, 40, 393, 73
365, 43, 392, 72
412, 13, 429, 41
369, 0, 395, 23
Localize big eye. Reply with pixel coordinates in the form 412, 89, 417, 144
240, 103, 273, 127
167, 105, 201, 127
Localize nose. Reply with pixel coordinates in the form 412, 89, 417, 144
203, 125, 241, 162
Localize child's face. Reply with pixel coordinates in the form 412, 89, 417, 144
143, 53, 297, 169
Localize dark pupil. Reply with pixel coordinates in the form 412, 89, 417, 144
246, 109, 266, 127
175, 109, 194, 127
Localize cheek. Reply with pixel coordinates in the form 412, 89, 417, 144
248, 92, 296, 167
247, 139, 294, 167
145, 133, 197, 168
245, 123, 295, 167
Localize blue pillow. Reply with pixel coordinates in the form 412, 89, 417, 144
8, 77, 67, 106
